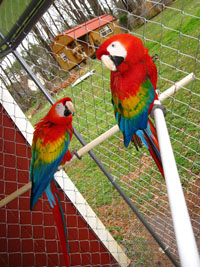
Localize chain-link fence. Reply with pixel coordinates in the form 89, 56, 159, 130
0, 0, 199, 266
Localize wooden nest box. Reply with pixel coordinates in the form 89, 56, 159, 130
51, 14, 122, 71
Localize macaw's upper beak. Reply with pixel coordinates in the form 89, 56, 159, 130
101, 55, 124, 71
64, 101, 75, 116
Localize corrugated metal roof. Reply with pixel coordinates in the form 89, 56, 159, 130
57, 14, 115, 39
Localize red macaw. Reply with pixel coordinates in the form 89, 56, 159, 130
96, 33, 164, 177
30, 97, 74, 267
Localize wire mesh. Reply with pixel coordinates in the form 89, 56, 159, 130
0, 0, 200, 266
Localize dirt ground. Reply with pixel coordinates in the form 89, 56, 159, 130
97, 200, 176, 266
96, 164, 200, 266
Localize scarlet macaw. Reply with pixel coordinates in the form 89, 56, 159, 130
30, 97, 74, 266
96, 34, 164, 177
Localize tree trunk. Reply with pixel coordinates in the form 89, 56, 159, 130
64, 0, 83, 24
32, 26, 52, 53
0, 65, 27, 108
78, 0, 93, 19
111, 0, 127, 17
70, 0, 88, 23
53, 3, 71, 29
87, 0, 104, 16
102, 0, 114, 15
121, 0, 133, 12
32, 25, 58, 72
39, 18, 55, 42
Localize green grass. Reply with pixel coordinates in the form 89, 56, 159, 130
0, 0, 32, 36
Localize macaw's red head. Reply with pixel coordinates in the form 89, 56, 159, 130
96, 33, 148, 72
46, 97, 74, 125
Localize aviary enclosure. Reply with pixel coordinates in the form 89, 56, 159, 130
0, 0, 199, 266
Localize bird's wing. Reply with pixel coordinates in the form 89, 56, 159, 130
112, 78, 155, 147
30, 131, 70, 210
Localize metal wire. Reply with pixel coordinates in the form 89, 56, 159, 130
0, 0, 199, 266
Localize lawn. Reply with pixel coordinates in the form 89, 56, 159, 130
0, 0, 32, 36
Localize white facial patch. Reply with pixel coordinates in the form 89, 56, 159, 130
107, 41, 127, 58
56, 102, 65, 117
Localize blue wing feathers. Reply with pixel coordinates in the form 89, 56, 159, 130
136, 122, 160, 158
30, 137, 69, 210
45, 182, 56, 208
113, 78, 155, 148
117, 109, 149, 147
30, 154, 62, 210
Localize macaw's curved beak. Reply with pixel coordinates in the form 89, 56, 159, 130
64, 101, 75, 116
101, 55, 124, 71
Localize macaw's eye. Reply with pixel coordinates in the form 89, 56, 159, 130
107, 41, 127, 59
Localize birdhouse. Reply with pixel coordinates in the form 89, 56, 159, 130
51, 15, 122, 71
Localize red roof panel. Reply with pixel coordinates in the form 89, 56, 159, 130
57, 14, 115, 39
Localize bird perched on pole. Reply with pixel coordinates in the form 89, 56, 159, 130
96, 33, 164, 178
30, 97, 75, 267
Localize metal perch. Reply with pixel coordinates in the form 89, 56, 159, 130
153, 100, 200, 267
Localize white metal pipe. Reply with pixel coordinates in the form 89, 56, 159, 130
159, 73, 194, 102
153, 100, 200, 267
76, 125, 119, 157
0, 182, 32, 208
58, 125, 120, 168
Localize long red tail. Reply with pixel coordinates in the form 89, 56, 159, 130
51, 181, 70, 267
134, 119, 165, 178
144, 119, 164, 178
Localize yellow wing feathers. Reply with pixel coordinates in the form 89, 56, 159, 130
113, 85, 149, 118
34, 135, 67, 164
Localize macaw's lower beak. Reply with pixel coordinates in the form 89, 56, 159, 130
101, 55, 124, 71
64, 106, 72, 117
109, 55, 124, 68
